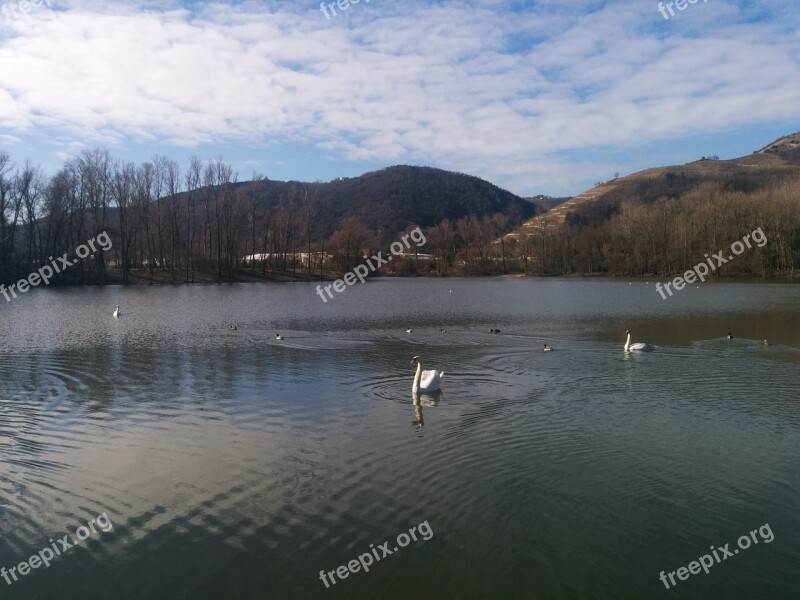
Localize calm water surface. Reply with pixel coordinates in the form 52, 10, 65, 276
1, 279, 798, 599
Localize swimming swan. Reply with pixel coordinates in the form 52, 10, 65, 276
411, 356, 443, 394
624, 330, 655, 352
113, 305, 120, 318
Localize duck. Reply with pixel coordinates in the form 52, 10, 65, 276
489, 328, 501, 334
113, 305, 120, 318
406, 328, 413, 334
763, 339, 771, 346
624, 330, 655, 352
727, 332, 733, 339
275, 333, 283, 341
410, 356, 443, 394
229, 324, 238, 331
542, 343, 554, 352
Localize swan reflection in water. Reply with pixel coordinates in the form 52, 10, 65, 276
412, 391, 441, 428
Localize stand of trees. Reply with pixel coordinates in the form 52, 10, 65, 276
0, 149, 323, 284
497, 177, 800, 278
1, 148, 796, 285
0, 149, 527, 284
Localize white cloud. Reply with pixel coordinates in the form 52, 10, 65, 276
0, 0, 798, 195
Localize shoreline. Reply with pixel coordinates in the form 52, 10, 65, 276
3, 270, 794, 287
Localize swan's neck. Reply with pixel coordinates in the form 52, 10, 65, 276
624, 333, 631, 351
412, 361, 422, 393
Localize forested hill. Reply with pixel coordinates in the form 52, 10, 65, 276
0, 154, 540, 285
236, 165, 537, 233
519, 131, 800, 230
501, 132, 800, 277
4, 134, 798, 286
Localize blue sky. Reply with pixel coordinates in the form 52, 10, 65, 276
0, 0, 798, 196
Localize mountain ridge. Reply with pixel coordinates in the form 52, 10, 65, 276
504, 132, 800, 243
231, 164, 538, 235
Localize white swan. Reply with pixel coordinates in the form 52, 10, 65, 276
411, 356, 443, 394
624, 330, 654, 352
113, 304, 120, 318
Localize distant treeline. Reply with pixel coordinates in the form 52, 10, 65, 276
1, 149, 796, 285
503, 175, 800, 278
0, 150, 531, 284
372, 171, 800, 279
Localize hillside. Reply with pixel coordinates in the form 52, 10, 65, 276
756, 131, 800, 162
232, 165, 538, 237
498, 132, 800, 278
504, 132, 800, 241
3, 136, 797, 285
0, 155, 545, 285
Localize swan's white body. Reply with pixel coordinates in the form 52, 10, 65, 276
624, 330, 654, 352
113, 305, 120, 318
411, 357, 443, 394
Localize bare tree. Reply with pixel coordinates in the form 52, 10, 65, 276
111, 162, 137, 283
184, 157, 202, 283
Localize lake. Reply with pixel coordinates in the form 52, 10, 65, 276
1, 278, 798, 599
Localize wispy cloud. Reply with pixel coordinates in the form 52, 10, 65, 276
0, 0, 798, 194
